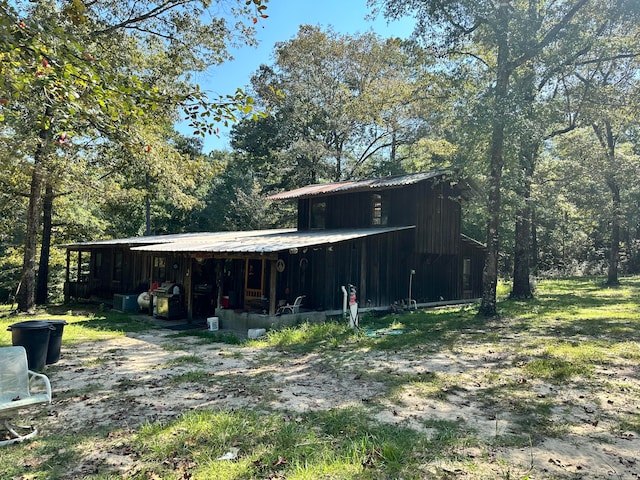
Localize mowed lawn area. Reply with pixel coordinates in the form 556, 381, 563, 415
1, 276, 639, 479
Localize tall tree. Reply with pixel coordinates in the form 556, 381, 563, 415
1, 0, 267, 312
232, 26, 429, 191
372, 0, 640, 315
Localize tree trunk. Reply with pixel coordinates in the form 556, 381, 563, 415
17, 124, 52, 312
511, 144, 537, 299
531, 207, 538, 274
478, 4, 510, 317
606, 178, 621, 285
35, 181, 54, 305
593, 120, 620, 286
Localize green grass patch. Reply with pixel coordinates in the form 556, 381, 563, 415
135, 407, 426, 479
169, 369, 212, 385
0, 304, 155, 347
2, 275, 640, 479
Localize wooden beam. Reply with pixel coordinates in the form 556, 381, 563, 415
269, 259, 277, 315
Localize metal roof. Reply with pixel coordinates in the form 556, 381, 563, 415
63, 230, 293, 249
268, 170, 453, 201
129, 227, 415, 254
460, 233, 487, 250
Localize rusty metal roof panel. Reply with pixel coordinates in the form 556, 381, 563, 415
268, 170, 451, 201
63, 230, 292, 249
130, 226, 415, 254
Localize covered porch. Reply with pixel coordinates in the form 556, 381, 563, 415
63, 227, 412, 330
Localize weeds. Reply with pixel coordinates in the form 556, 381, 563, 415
0, 276, 639, 479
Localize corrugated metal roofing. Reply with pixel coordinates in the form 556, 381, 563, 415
268, 170, 452, 201
129, 226, 415, 254
63, 230, 294, 249
461, 233, 487, 249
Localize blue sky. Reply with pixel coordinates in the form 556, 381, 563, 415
187, 0, 416, 152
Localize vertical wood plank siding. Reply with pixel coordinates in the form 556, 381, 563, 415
65, 175, 484, 311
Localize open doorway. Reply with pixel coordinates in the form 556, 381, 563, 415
244, 258, 265, 310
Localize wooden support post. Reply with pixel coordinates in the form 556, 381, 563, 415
185, 256, 193, 321
269, 259, 277, 315
64, 250, 70, 302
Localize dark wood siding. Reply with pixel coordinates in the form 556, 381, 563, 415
414, 182, 461, 255
461, 239, 486, 299
296, 179, 462, 257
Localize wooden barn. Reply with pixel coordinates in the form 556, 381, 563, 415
63, 170, 485, 330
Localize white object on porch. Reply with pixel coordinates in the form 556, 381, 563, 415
276, 295, 305, 314
0, 346, 52, 446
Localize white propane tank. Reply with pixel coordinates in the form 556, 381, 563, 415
137, 291, 151, 311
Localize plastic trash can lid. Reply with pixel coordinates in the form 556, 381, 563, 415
7, 320, 55, 330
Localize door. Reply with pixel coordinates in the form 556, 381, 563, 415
244, 258, 265, 305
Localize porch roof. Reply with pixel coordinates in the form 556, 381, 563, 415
128, 226, 415, 254
63, 229, 293, 249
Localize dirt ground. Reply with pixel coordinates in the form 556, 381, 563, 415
36, 321, 640, 479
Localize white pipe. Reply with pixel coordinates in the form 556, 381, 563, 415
341, 285, 348, 315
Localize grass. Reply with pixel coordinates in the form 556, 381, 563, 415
1, 275, 639, 479
0, 303, 155, 348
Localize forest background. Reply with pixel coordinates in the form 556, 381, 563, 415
1, 0, 640, 313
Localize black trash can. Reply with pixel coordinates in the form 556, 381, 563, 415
7, 320, 54, 371
46, 320, 68, 365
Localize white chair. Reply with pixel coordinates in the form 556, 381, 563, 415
0, 346, 52, 446
277, 295, 305, 314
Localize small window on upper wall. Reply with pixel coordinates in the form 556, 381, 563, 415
372, 193, 388, 226
310, 199, 326, 229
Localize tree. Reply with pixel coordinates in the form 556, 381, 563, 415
232, 26, 430, 192
372, 0, 640, 315
1, 0, 268, 312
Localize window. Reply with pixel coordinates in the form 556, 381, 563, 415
371, 194, 388, 226
310, 199, 326, 229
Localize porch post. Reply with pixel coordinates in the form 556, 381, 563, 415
269, 259, 277, 315
77, 251, 82, 283
185, 256, 193, 321
64, 249, 70, 302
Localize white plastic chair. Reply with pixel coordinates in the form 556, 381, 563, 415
277, 295, 305, 314
0, 346, 52, 446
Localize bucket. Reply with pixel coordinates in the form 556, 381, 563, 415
207, 317, 219, 331
247, 328, 266, 339
8, 321, 54, 371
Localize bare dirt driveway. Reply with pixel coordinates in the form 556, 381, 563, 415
39, 318, 639, 480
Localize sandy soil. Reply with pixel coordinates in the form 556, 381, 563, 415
31, 323, 640, 479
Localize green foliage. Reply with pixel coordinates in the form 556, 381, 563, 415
1, 276, 640, 478
0, 0, 271, 309
232, 26, 437, 188
136, 407, 422, 479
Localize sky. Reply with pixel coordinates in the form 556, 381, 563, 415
185, 0, 416, 152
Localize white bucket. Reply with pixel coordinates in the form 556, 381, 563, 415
207, 317, 219, 331
247, 328, 266, 339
